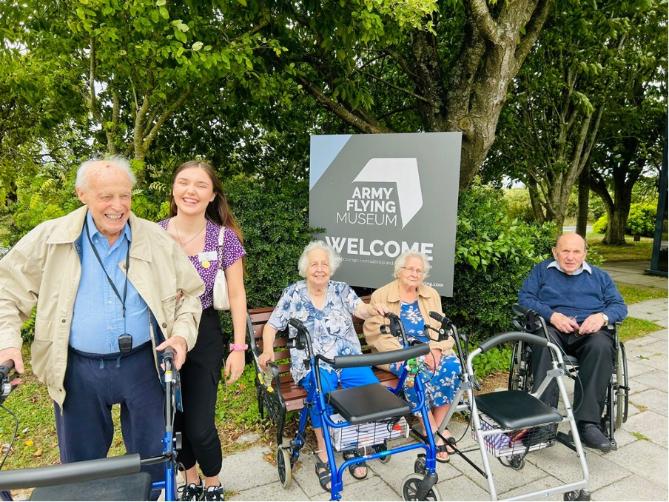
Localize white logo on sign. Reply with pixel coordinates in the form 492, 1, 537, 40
353, 158, 423, 228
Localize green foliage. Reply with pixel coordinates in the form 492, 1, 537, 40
591, 202, 657, 237
443, 184, 556, 342
472, 346, 512, 379
223, 174, 318, 307
626, 203, 657, 237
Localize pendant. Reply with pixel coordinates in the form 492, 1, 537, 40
202, 260, 211, 269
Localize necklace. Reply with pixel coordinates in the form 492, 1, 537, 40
174, 220, 206, 246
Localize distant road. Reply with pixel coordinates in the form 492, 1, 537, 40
563, 225, 593, 233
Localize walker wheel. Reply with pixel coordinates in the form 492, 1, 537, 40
414, 455, 426, 475
277, 447, 292, 488
375, 442, 391, 463
499, 454, 525, 470
379, 453, 392, 464
401, 473, 441, 501
564, 489, 591, 500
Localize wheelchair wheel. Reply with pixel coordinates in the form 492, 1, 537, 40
508, 342, 533, 392
615, 342, 629, 428
276, 447, 292, 488
401, 474, 442, 501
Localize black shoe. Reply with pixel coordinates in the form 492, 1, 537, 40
578, 422, 612, 452
178, 480, 204, 500
203, 485, 225, 501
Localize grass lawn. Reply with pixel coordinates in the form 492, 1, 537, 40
588, 234, 654, 262
617, 282, 667, 304
618, 317, 664, 343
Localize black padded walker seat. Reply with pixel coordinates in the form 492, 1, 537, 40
476, 390, 563, 430
30, 472, 152, 501
327, 383, 411, 424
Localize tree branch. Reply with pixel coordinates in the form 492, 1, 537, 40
468, 0, 500, 45
514, 0, 554, 71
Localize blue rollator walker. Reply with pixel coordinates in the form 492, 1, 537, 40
277, 314, 444, 501
0, 348, 181, 501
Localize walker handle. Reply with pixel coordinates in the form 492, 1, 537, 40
478, 332, 548, 353
331, 343, 429, 368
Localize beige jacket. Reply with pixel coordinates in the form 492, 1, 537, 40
363, 280, 454, 369
0, 206, 204, 406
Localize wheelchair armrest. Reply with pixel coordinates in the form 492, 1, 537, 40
331, 343, 430, 368
512, 304, 536, 317
479, 332, 548, 353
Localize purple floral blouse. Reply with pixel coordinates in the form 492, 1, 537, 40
158, 218, 246, 309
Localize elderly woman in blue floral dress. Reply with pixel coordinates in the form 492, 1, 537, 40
258, 240, 385, 491
364, 251, 461, 463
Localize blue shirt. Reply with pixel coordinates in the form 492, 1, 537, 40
70, 212, 150, 354
268, 280, 362, 384
518, 258, 627, 324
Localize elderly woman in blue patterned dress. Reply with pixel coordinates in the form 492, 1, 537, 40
258, 240, 385, 491
363, 251, 461, 463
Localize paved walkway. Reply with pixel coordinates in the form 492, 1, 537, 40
221, 264, 667, 500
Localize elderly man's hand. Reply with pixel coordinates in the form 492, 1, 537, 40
549, 312, 580, 333
578, 313, 607, 335
0, 347, 24, 375
155, 336, 188, 370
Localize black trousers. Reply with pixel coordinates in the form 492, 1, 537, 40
175, 307, 224, 477
531, 326, 615, 424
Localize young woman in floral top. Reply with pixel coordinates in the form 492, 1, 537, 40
258, 241, 385, 491
159, 160, 247, 501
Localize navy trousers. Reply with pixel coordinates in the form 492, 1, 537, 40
54, 343, 165, 491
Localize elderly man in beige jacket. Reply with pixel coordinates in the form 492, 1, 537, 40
0, 156, 203, 489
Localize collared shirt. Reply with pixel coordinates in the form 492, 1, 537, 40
547, 260, 592, 276
70, 212, 150, 354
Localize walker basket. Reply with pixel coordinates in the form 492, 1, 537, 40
474, 413, 556, 458
329, 414, 410, 452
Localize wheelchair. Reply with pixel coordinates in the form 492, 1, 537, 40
0, 348, 181, 500
508, 304, 629, 450
277, 316, 443, 501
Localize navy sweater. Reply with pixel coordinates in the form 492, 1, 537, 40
518, 259, 627, 324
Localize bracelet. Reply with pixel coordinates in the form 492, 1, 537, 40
229, 343, 248, 352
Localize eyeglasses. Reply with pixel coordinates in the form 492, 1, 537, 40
401, 267, 424, 275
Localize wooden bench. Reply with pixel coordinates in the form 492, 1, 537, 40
245, 304, 398, 445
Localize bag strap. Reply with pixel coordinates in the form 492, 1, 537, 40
217, 225, 226, 269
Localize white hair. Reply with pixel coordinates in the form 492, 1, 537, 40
393, 250, 431, 279
75, 156, 136, 190
298, 240, 342, 278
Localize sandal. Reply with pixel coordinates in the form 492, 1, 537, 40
435, 442, 450, 463
342, 448, 368, 480
314, 454, 331, 491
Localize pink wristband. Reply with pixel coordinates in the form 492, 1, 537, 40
229, 343, 248, 352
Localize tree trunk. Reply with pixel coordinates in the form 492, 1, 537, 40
605, 205, 628, 245
576, 163, 590, 237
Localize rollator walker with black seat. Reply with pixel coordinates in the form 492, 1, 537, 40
276, 314, 445, 501
423, 313, 591, 501
0, 348, 181, 501
508, 304, 629, 450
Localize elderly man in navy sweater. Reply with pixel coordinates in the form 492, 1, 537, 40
519, 233, 627, 452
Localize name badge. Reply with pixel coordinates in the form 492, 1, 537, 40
198, 251, 218, 269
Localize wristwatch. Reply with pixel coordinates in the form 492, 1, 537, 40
229, 343, 249, 352
601, 313, 609, 325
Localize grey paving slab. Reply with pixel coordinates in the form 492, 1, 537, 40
229, 480, 309, 500
458, 451, 548, 495
307, 476, 400, 501
631, 370, 667, 393
626, 389, 668, 417
435, 473, 489, 500
604, 439, 668, 488
622, 410, 668, 447
527, 443, 627, 492
593, 473, 668, 501
219, 445, 282, 492
498, 475, 565, 501
628, 299, 668, 327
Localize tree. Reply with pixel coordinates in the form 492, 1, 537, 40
0, 0, 280, 163
262, 0, 553, 188
486, 0, 666, 233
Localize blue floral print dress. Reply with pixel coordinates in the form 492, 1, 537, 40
267, 280, 363, 384
389, 301, 461, 410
